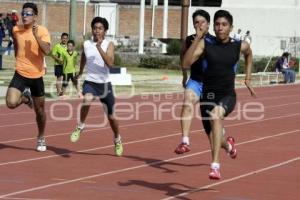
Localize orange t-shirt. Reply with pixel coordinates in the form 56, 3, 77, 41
13, 25, 51, 78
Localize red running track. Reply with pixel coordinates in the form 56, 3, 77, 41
0, 84, 300, 200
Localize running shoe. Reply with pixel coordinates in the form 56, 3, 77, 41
70, 127, 82, 143
209, 168, 221, 180
37, 137, 47, 152
115, 141, 123, 156
227, 136, 237, 159
174, 143, 190, 154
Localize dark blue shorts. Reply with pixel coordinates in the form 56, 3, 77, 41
9, 71, 45, 97
63, 73, 77, 87
54, 65, 63, 77
82, 81, 115, 115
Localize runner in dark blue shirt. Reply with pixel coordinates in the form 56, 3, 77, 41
175, 9, 212, 154
182, 10, 256, 180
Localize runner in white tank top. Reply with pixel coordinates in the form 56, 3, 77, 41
70, 17, 123, 157
83, 39, 111, 83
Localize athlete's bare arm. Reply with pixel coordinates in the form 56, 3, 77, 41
96, 35, 115, 67
76, 47, 86, 79
182, 26, 205, 69
32, 25, 50, 55
241, 41, 256, 97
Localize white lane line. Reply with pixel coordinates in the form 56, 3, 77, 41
0, 129, 299, 199
161, 156, 300, 200
1, 98, 300, 144
1, 88, 298, 116
0, 113, 300, 167
1, 92, 300, 128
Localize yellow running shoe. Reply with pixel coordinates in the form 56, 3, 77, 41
70, 127, 82, 142
114, 141, 123, 156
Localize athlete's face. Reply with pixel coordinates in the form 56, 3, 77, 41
193, 15, 209, 33
67, 43, 74, 52
92, 22, 106, 41
214, 17, 233, 42
21, 7, 37, 26
61, 35, 68, 45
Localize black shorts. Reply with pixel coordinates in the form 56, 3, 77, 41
82, 81, 115, 115
63, 73, 77, 87
200, 92, 236, 134
9, 71, 45, 97
54, 65, 63, 77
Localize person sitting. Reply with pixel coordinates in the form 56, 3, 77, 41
275, 52, 296, 83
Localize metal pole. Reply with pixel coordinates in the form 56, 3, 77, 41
42, 0, 46, 26
69, 0, 77, 41
162, 0, 168, 54
151, 1, 156, 38
138, 0, 145, 54
83, 0, 88, 38
181, 0, 190, 41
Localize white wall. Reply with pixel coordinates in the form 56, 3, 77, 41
189, 0, 300, 56
94, 3, 117, 37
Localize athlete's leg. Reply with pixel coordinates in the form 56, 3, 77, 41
209, 105, 225, 165
6, 87, 26, 108
181, 89, 199, 141
33, 96, 46, 138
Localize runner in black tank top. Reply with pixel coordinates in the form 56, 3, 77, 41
182, 10, 256, 180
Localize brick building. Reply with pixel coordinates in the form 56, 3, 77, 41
0, 0, 221, 41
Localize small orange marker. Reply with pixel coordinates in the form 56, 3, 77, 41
162, 75, 168, 80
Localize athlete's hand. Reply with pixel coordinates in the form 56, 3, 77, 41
75, 72, 82, 80
195, 24, 206, 39
32, 23, 38, 37
95, 34, 104, 49
244, 79, 257, 98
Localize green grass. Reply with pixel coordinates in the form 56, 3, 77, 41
0, 55, 184, 99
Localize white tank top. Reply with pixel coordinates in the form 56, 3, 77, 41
84, 39, 111, 83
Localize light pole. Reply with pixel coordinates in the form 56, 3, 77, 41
181, 0, 190, 41
83, 0, 88, 38
151, 0, 158, 38
69, 0, 77, 41
162, 0, 168, 54
138, 0, 145, 54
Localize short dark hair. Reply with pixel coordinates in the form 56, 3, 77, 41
23, 2, 38, 15
192, 9, 210, 23
282, 52, 290, 58
61, 32, 69, 38
67, 40, 75, 46
214, 10, 233, 26
91, 17, 109, 30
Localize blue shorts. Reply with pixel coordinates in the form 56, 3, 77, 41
82, 81, 115, 115
185, 78, 203, 97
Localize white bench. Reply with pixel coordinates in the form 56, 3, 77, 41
236, 72, 284, 86
109, 67, 132, 85
257, 72, 283, 85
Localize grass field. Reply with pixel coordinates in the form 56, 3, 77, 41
1, 54, 297, 102
0, 55, 184, 100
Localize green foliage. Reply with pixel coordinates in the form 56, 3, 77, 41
167, 39, 181, 55
138, 56, 180, 70
114, 53, 123, 66
236, 57, 282, 74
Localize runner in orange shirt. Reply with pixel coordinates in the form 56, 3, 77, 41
6, 2, 51, 152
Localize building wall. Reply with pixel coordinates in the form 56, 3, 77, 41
1, 0, 299, 56
118, 6, 181, 39
0, 1, 181, 41
0, 1, 96, 41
